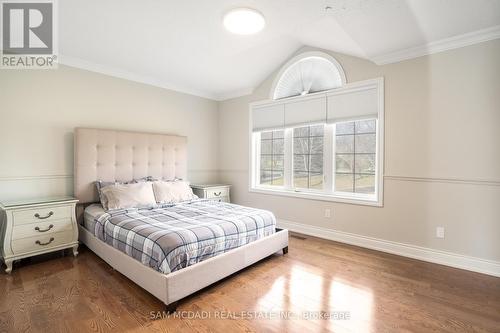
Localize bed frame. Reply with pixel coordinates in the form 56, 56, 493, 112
74, 128, 289, 311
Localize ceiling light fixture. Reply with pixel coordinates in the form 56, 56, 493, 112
223, 8, 265, 35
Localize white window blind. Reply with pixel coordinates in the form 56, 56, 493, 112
284, 96, 327, 128
327, 87, 378, 123
252, 104, 285, 132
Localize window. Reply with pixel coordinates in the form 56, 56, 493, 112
335, 119, 376, 194
250, 78, 384, 206
252, 119, 379, 204
293, 125, 324, 190
271, 51, 346, 100
258, 129, 284, 186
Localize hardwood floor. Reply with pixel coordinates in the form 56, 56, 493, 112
1, 233, 499, 333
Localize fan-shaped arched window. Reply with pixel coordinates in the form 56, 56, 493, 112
271, 51, 346, 100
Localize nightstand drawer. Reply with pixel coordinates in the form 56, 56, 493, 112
12, 205, 72, 226
211, 196, 230, 203
11, 230, 75, 255
205, 187, 229, 199
12, 219, 73, 240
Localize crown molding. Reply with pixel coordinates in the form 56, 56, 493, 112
215, 87, 254, 101
58, 55, 220, 101
371, 25, 500, 65
47, 25, 500, 100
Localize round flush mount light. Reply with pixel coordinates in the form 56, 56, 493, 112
223, 8, 265, 35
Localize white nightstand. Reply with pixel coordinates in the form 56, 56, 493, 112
0, 196, 79, 273
191, 184, 231, 203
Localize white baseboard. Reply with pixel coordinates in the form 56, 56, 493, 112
277, 219, 500, 278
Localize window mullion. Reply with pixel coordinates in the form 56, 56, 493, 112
353, 123, 356, 193
307, 135, 311, 189
283, 128, 293, 189
324, 124, 334, 193
254, 132, 261, 187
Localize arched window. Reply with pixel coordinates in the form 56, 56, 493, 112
251, 51, 384, 206
271, 51, 346, 100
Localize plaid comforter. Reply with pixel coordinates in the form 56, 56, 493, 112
87, 200, 276, 274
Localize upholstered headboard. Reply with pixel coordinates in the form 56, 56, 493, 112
74, 128, 187, 204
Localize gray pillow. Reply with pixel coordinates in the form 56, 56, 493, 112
95, 176, 152, 210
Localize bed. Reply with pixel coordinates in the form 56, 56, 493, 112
74, 128, 289, 311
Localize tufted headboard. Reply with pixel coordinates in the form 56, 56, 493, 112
74, 128, 187, 204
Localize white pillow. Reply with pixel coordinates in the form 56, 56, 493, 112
153, 180, 195, 203
101, 182, 157, 210
95, 177, 151, 210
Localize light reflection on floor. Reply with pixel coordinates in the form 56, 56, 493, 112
256, 264, 374, 332
328, 278, 374, 332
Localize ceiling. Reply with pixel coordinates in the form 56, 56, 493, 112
59, 0, 500, 100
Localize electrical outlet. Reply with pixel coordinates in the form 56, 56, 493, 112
436, 227, 445, 239
324, 208, 331, 218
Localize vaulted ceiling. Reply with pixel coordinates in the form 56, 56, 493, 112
59, 0, 500, 100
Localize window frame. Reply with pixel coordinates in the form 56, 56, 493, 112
249, 78, 384, 207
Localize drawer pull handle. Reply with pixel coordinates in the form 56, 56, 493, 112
35, 224, 54, 232
35, 237, 55, 246
34, 211, 54, 219
214, 191, 222, 197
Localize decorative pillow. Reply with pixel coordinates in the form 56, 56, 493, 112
95, 180, 117, 210
95, 177, 152, 210
152, 180, 196, 203
100, 182, 157, 211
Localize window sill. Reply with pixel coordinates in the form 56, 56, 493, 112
249, 186, 383, 207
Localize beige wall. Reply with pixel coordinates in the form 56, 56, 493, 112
0, 65, 219, 200
218, 40, 500, 262
1, 41, 498, 263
